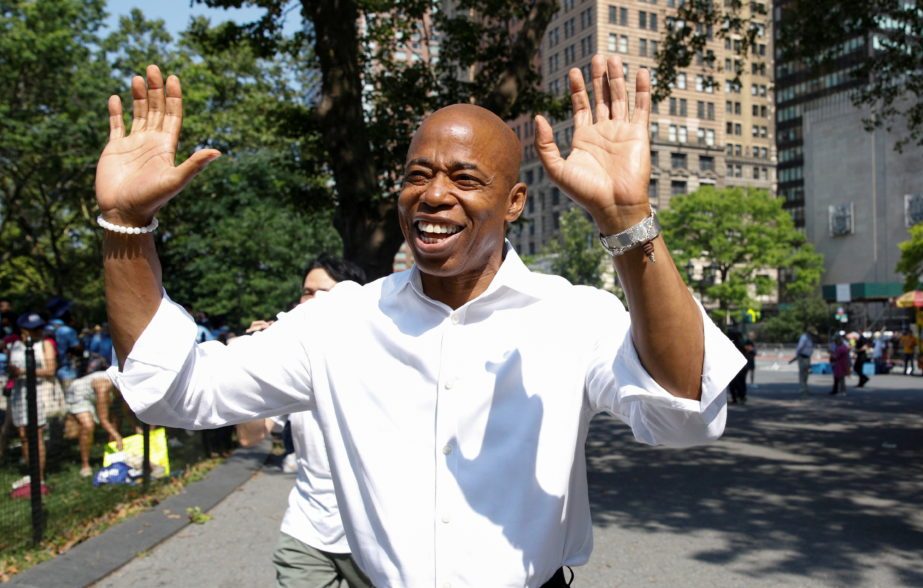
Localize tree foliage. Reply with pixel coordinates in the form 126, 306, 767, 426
0, 3, 339, 328
655, 0, 923, 149
660, 187, 824, 323
194, 0, 567, 277
758, 294, 837, 343
541, 208, 607, 288
896, 222, 923, 290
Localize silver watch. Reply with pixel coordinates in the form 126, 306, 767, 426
598, 212, 661, 257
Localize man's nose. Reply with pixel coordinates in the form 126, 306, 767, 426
420, 173, 455, 207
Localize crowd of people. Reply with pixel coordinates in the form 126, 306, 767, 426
0, 298, 124, 494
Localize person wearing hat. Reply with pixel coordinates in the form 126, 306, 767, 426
8, 312, 59, 490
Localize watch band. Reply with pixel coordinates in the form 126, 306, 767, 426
598, 211, 661, 260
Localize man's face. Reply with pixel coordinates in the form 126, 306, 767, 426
398, 112, 524, 279
301, 268, 337, 303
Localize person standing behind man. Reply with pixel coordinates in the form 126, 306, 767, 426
237, 255, 371, 588
791, 328, 815, 396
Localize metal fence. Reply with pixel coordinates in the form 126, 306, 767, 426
0, 339, 222, 558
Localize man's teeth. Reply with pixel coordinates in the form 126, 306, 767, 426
417, 222, 461, 235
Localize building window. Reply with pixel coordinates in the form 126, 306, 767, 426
620, 35, 629, 53
697, 101, 705, 118
699, 155, 715, 172
649, 179, 658, 199
707, 102, 715, 120
639, 10, 647, 29
706, 129, 715, 146
651, 150, 659, 166
671, 152, 687, 169
668, 124, 677, 142
552, 187, 561, 206
678, 126, 687, 143
905, 194, 923, 227
607, 33, 617, 52
829, 203, 854, 236
620, 6, 628, 25
676, 73, 687, 89
608, 5, 617, 24
650, 122, 659, 138
639, 38, 648, 56
671, 180, 687, 195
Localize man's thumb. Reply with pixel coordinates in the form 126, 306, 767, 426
174, 149, 222, 187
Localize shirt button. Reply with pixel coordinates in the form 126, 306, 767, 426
441, 514, 450, 524
442, 443, 453, 455
444, 379, 454, 390
450, 314, 460, 325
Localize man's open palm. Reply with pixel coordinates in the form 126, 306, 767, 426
96, 65, 220, 225
535, 55, 651, 229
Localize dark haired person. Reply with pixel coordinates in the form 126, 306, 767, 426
97, 55, 742, 586
239, 256, 370, 588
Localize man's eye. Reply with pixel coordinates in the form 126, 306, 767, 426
454, 175, 480, 187
404, 172, 428, 184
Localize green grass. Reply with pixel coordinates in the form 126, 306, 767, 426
0, 422, 223, 580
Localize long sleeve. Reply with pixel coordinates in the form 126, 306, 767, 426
107, 292, 315, 429
586, 297, 744, 448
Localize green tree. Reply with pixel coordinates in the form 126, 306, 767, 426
654, 0, 923, 149
541, 207, 607, 288
0, 0, 114, 313
759, 295, 837, 343
896, 222, 923, 290
660, 187, 824, 325
193, 0, 566, 277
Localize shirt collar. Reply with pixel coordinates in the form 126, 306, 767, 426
387, 241, 544, 306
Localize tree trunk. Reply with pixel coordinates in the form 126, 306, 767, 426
304, 0, 404, 279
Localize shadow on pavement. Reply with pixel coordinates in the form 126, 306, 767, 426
585, 380, 923, 587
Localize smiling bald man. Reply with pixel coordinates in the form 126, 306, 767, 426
97, 54, 744, 587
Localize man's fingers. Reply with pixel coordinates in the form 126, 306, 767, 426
590, 55, 610, 122
129, 75, 148, 134
633, 67, 652, 126
108, 95, 125, 141
607, 55, 628, 122
534, 115, 565, 181
146, 65, 166, 131
164, 75, 183, 142
568, 68, 592, 129
172, 148, 222, 190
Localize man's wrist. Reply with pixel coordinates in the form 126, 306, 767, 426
99, 209, 155, 228
591, 202, 653, 235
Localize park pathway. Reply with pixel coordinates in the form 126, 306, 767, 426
94, 368, 923, 587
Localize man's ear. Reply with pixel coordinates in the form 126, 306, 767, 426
505, 182, 528, 223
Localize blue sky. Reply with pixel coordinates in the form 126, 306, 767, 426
104, 0, 299, 37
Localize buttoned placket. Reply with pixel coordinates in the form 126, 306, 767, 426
433, 307, 465, 588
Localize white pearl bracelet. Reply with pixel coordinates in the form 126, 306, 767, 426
97, 214, 159, 235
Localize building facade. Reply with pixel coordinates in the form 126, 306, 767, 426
509, 0, 776, 256
803, 94, 922, 303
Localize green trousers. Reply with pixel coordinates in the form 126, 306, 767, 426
272, 532, 373, 588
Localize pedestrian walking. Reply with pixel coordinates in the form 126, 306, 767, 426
854, 334, 871, 387
790, 327, 815, 396
829, 335, 850, 395
899, 329, 917, 375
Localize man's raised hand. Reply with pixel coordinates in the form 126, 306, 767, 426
95, 65, 221, 227
534, 54, 652, 235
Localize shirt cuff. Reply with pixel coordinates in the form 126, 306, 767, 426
615, 301, 745, 443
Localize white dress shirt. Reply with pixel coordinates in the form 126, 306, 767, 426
109, 246, 743, 588
796, 333, 814, 358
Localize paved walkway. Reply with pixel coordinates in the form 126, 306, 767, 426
92, 368, 922, 587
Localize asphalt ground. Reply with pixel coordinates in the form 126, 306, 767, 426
89, 366, 922, 587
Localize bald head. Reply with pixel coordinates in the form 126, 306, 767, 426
411, 104, 523, 189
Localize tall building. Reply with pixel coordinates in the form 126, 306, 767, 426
773, 1, 868, 229
509, 0, 776, 256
